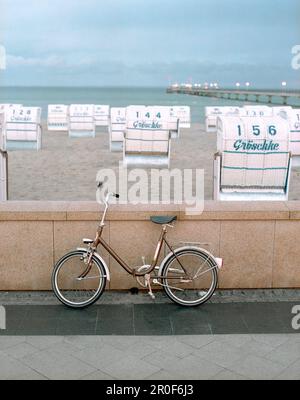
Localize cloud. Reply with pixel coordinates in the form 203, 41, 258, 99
7, 54, 64, 68
1, 0, 299, 86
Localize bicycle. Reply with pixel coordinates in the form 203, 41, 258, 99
52, 185, 223, 308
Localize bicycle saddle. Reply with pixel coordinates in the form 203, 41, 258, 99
150, 216, 177, 225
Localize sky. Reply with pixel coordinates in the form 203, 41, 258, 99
0, 0, 299, 88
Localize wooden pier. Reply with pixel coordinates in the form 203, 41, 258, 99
167, 86, 300, 106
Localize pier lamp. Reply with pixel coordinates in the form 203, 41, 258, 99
245, 82, 250, 88
236, 82, 241, 89
281, 81, 287, 89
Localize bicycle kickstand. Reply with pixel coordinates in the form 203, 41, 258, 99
145, 274, 155, 300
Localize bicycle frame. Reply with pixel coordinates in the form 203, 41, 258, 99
79, 191, 189, 280
88, 224, 173, 278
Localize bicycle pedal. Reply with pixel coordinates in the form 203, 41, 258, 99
130, 287, 139, 295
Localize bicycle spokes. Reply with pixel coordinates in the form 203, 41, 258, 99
162, 250, 217, 305
54, 252, 106, 306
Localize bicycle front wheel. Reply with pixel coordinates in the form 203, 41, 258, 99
52, 250, 107, 308
161, 248, 218, 307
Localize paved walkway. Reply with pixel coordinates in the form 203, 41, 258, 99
0, 334, 300, 380
0, 291, 299, 380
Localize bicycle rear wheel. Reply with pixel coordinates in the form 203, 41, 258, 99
52, 250, 107, 308
161, 248, 218, 307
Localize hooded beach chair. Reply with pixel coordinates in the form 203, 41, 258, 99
4, 106, 42, 150
171, 106, 191, 129
94, 105, 110, 128
214, 115, 291, 201
123, 107, 171, 168
47, 105, 69, 131
109, 107, 126, 152
69, 104, 95, 138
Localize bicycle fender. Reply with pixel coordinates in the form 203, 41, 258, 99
158, 246, 220, 278
76, 248, 111, 281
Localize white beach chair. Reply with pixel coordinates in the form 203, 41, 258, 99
4, 106, 42, 151
69, 104, 95, 138
94, 105, 110, 128
171, 106, 191, 129
109, 107, 127, 152
124, 107, 171, 168
214, 115, 291, 201
48, 105, 69, 131
205, 106, 241, 133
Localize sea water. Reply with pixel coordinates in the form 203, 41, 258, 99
0, 86, 299, 123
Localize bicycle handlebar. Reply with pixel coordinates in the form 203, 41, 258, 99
98, 182, 120, 205
104, 192, 120, 202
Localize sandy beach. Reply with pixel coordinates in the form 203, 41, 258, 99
6, 122, 300, 202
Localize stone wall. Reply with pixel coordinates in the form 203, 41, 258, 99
0, 201, 299, 290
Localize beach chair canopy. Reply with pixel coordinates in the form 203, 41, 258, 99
214, 115, 291, 201
69, 104, 95, 138
4, 106, 42, 150
47, 105, 69, 131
